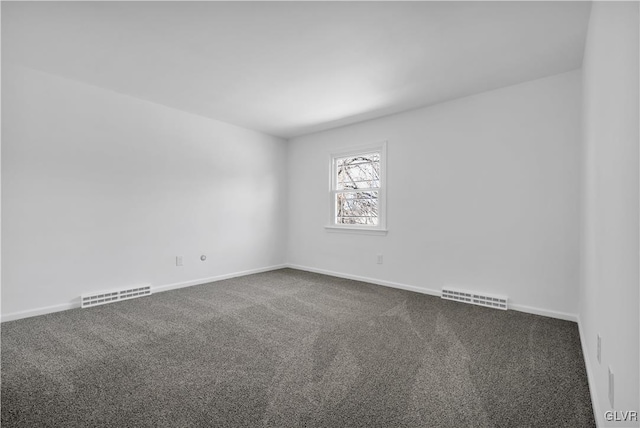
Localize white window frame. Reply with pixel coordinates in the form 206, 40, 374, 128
325, 141, 388, 235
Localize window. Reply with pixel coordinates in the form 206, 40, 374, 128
328, 142, 387, 233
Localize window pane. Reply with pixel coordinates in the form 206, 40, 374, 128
336, 216, 378, 225
335, 191, 378, 225
336, 152, 380, 190
336, 152, 380, 167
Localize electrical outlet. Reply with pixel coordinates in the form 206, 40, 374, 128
597, 334, 601, 364
176, 256, 183, 266
608, 366, 614, 407
377, 254, 383, 264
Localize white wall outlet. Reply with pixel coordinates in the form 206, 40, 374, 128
597, 334, 601, 364
608, 366, 614, 407
377, 254, 383, 264
176, 256, 183, 266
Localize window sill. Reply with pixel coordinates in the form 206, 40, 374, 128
324, 226, 388, 236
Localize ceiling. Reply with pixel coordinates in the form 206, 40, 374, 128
2, 2, 591, 139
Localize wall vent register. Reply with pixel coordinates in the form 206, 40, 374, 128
442, 287, 508, 310
81, 285, 152, 308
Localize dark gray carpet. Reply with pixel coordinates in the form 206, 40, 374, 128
2, 268, 595, 427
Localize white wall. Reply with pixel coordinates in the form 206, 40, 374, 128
287, 70, 582, 319
580, 2, 639, 426
1, 65, 288, 319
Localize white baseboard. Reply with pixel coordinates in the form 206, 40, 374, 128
578, 315, 603, 428
286, 263, 442, 297
508, 303, 578, 322
1, 302, 79, 322
1, 264, 287, 323
286, 264, 579, 322
153, 264, 288, 294
2, 262, 580, 325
